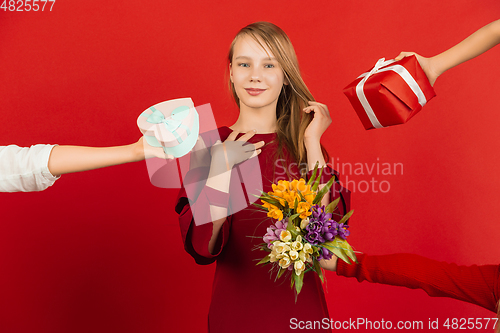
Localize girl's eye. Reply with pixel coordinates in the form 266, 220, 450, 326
264, 64, 275, 68
238, 63, 250, 67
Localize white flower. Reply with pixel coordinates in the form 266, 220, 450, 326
294, 260, 305, 275
289, 250, 299, 261
273, 242, 290, 254
279, 256, 291, 269
303, 243, 313, 254
291, 239, 303, 252
276, 253, 287, 260
280, 230, 292, 242
300, 217, 310, 230
299, 250, 306, 262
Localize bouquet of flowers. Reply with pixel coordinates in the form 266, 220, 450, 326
253, 163, 357, 299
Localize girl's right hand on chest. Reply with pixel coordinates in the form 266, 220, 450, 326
211, 130, 265, 169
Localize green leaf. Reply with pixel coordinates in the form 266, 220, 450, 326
338, 210, 354, 225
322, 237, 357, 264
261, 198, 283, 209
276, 268, 286, 280
311, 166, 324, 192
257, 254, 271, 265
294, 197, 299, 211
325, 197, 340, 214
294, 271, 304, 295
251, 203, 268, 211
286, 218, 300, 238
328, 246, 351, 263
251, 190, 267, 198
346, 249, 358, 264
313, 259, 324, 283
306, 162, 320, 186
313, 175, 336, 205
297, 191, 306, 202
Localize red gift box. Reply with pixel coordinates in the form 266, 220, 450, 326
343, 55, 436, 130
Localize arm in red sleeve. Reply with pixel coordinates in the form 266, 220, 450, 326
175, 166, 232, 265
337, 253, 500, 313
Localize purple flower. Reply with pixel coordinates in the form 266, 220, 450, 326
323, 232, 335, 241
304, 204, 337, 246
338, 223, 350, 240
264, 219, 288, 249
305, 231, 320, 245
317, 247, 333, 261
307, 221, 322, 232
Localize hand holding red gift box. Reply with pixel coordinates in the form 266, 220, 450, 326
343, 55, 436, 130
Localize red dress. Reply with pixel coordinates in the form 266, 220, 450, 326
176, 127, 350, 332
337, 253, 500, 312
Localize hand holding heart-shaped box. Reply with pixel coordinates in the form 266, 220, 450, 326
137, 98, 200, 158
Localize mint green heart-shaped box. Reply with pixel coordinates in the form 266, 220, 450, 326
137, 98, 199, 158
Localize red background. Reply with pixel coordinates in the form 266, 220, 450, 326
1, 1, 500, 332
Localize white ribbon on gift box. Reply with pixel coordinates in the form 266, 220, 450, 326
355, 58, 428, 129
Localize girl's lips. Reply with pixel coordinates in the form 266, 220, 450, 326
245, 88, 266, 96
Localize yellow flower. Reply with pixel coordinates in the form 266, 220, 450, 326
294, 260, 305, 275
267, 191, 285, 207
267, 208, 284, 221
290, 178, 307, 192
283, 192, 298, 207
280, 230, 292, 242
279, 180, 291, 190
297, 202, 312, 219
303, 192, 315, 205
262, 201, 275, 211
271, 180, 289, 195
262, 201, 284, 221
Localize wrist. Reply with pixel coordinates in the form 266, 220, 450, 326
304, 136, 321, 148
131, 141, 145, 162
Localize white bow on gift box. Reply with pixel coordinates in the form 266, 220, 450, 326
355, 58, 429, 129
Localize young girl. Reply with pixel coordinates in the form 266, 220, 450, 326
176, 22, 349, 332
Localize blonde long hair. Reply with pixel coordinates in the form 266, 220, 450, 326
227, 22, 329, 177
497, 301, 500, 333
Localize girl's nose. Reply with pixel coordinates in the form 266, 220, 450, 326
250, 67, 262, 82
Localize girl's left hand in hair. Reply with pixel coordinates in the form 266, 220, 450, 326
303, 101, 332, 143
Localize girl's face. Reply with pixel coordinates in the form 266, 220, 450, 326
230, 35, 287, 111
